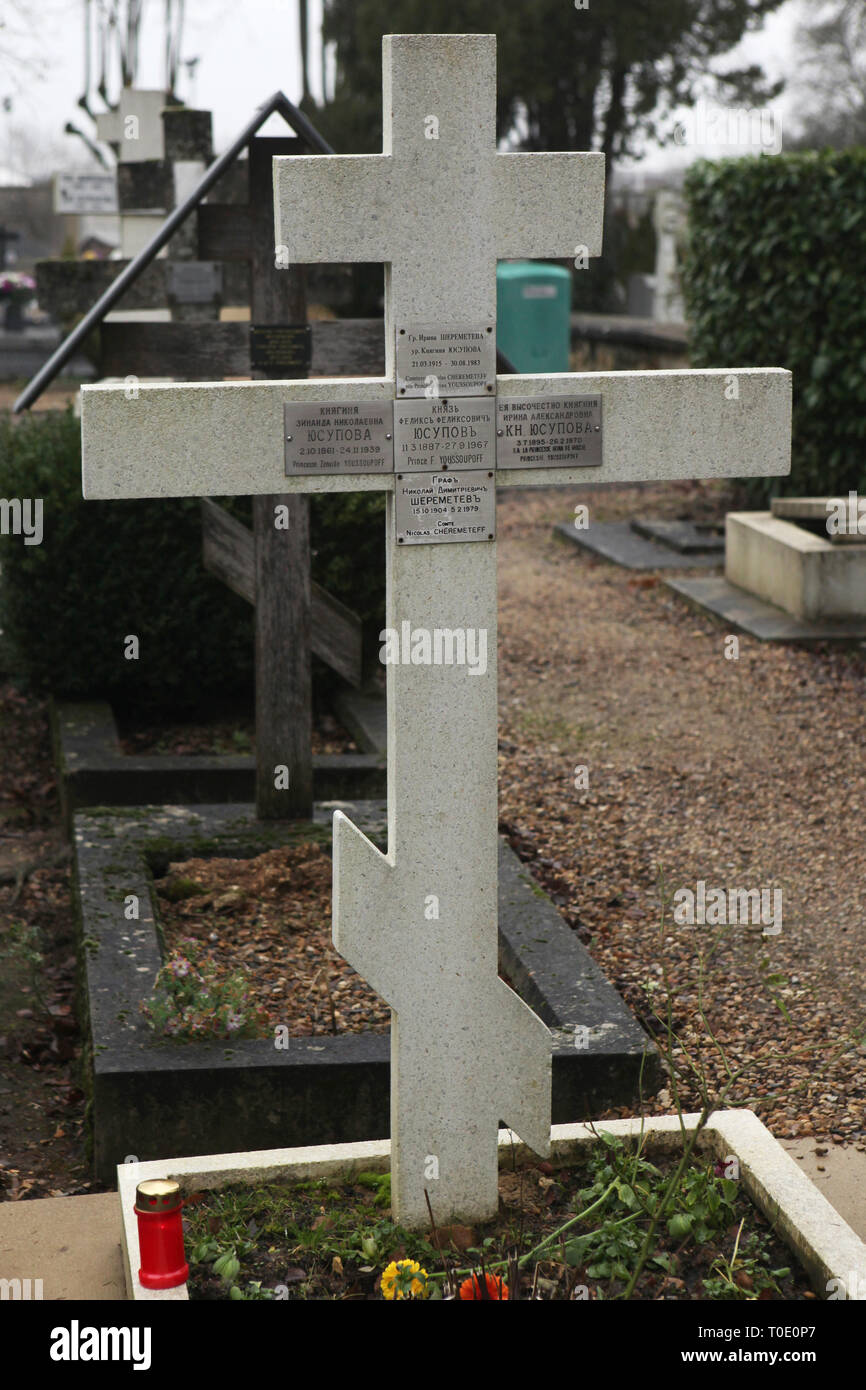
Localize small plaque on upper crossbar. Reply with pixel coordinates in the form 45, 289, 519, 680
496, 395, 603, 469
284, 402, 394, 475
396, 323, 496, 398
393, 397, 496, 472
394, 469, 496, 545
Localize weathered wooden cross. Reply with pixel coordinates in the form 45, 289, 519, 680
80, 34, 790, 1227
44, 119, 374, 818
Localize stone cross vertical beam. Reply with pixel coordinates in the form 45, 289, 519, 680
272, 33, 604, 1226
80, 33, 791, 1230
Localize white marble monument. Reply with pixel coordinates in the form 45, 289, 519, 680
80, 34, 791, 1229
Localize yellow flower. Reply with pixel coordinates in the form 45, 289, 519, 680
380, 1259, 429, 1300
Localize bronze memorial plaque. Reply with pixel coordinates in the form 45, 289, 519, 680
394, 469, 496, 545
496, 395, 603, 469
250, 325, 312, 377
393, 397, 496, 472
284, 402, 394, 476
395, 322, 496, 398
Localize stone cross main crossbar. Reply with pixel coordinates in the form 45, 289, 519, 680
81, 33, 791, 1229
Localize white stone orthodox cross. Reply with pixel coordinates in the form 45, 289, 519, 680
80, 34, 791, 1229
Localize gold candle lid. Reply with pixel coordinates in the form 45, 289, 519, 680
135, 1178, 183, 1212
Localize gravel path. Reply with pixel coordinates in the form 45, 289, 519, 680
496, 482, 866, 1151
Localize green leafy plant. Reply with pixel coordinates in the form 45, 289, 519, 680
683, 149, 866, 504
190, 1234, 268, 1299
0, 921, 48, 1013
228, 1280, 277, 1300
702, 1221, 791, 1300
140, 946, 270, 1040
354, 1171, 391, 1207
671, 1165, 739, 1245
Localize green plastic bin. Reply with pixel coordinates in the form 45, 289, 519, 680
496, 261, 571, 373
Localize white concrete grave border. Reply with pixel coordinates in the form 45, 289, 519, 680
117, 1110, 866, 1301
726, 511, 866, 622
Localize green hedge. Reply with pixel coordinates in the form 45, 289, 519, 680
0, 409, 386, 714
682, 150, 866, 504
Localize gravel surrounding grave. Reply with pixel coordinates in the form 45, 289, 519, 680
497, 481, 866, 1150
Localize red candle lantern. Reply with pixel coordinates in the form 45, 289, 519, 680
135, 1179, 189, 1289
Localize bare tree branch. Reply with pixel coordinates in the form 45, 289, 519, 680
790, 0, 866, 147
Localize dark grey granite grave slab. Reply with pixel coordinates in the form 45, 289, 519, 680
631, 519, 724, 554
554, 521, 723, 570
666, 575, 866, 643
73, 801, 660, 1181
52, 696, 386, 830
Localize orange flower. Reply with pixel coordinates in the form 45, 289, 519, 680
458, 1272, 509, 1300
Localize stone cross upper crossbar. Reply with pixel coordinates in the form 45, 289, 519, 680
80, 33, 791, 1229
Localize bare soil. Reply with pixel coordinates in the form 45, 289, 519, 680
0, 682, 94, 1200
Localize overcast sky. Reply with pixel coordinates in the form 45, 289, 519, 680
1, 0, 805, 180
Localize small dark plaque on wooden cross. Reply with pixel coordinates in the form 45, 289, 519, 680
249, 324, 313, 377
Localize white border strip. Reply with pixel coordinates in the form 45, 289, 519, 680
117, 1110, 866, 1301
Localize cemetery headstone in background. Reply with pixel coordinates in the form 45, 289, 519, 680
81, 34, 791, 1227
94, 89, 212, 269
668, 496, 866, 642
653, 189, 686, 324
0, 225, 21, 270
37, 95, 242, 331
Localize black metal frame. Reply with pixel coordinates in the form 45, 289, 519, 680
14, 93, 333, 413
